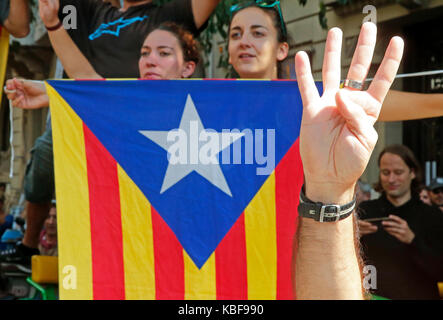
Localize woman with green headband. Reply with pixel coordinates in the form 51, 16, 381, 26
228, 0, 289, 80
227, 0, 442, 121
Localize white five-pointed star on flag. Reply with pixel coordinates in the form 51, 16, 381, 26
139, 94, 244, 197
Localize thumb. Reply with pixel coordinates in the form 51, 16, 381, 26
336, 90, 367, 124
336, 90, 378, 151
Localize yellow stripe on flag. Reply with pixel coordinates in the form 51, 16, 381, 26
0, 28, 9, 107
118, 165, 156, 299
46, 83, 93, 300
184, 251, 216, 300
244, 172, 277, 299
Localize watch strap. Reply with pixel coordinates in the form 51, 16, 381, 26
46, 21, 63, 32
298, 188, 356, 222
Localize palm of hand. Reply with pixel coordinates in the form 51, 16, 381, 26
296, 23, 403, 194
300, 90, 379, 188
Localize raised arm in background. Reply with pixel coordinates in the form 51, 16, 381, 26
38, 0, 101, 79
379, 90, 443, 121
295, 22, 403, 299
3, 0, 30, 38
191, 0, 221, 29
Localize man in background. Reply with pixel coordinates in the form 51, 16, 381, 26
358, 145, 443, 299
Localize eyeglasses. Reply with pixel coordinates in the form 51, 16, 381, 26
230, 0, 287, 38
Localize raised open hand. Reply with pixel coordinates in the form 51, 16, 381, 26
295, 22, 404, 202
5, 79, 49, 109
39, 0, 60, 27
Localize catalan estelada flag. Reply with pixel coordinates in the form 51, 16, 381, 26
0, 26, 9, 107
47, 79, 318, 300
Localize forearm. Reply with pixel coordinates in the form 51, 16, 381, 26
379, 90, 443, 121
192, 0, 220, 29
295, 183, 364, 300
3, 0, 30, 38
47, 26, 101, 79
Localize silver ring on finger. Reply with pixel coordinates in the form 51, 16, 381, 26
342, 79, 363, 90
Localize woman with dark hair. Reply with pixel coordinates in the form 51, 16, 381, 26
5, 21, 200, 107
228, 0, 289, 80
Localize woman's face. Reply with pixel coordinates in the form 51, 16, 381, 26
228, 7, 288, 79
138, 29, 195, 80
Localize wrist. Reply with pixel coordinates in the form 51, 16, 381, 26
305, 181, 356, 205
45, 19, 62, 32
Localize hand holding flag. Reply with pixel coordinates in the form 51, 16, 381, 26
295, 22, 404, 203
5, 79, 48, 109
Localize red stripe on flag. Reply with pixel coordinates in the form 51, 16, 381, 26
83, 124, 125, 300
275, 138, 303, 300
215, 213, 248, 299
151, 207, 184, 299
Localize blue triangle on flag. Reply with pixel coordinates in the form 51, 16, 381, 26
48, 79, 320, 268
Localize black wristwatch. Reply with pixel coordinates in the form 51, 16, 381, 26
298, 188, 356, 222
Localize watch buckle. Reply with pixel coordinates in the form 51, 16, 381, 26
319, 204, 341, 223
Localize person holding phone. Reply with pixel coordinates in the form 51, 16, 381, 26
358, 145, 443, 299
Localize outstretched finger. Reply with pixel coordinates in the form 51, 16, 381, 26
322, 28, 342, 92
367, 36, 404, 104
295, 51, 319, 108
345, 22, 377, 89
